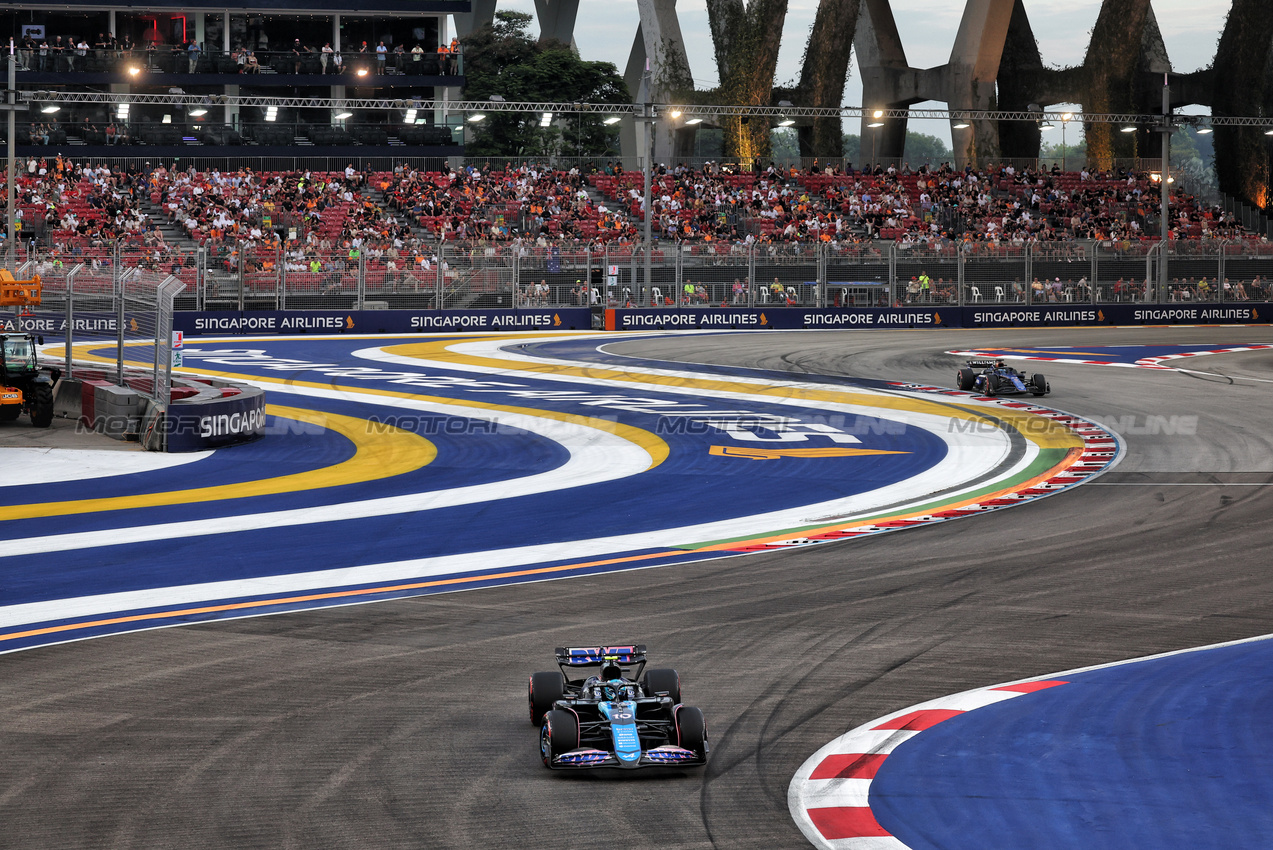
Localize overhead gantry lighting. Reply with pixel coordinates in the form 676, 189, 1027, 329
540, 111, 552, 127
603, 116, 621, 125
1121, 125, 1138, 133
952, 121, 970, 129
685, 117, 702, 125
468, 113, 485, 123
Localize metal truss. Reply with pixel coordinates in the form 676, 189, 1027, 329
17, 89, 1273, 127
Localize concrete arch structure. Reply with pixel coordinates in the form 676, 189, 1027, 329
456, 1, 1268, 209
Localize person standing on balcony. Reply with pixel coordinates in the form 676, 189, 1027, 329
188, 40, 201, 73
375, 41, 387, 74
321, 42, 332, 73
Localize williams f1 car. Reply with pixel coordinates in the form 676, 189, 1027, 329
957, 359, 1050, 396
528, 645, 709, 770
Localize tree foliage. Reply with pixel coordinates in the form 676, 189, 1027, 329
461, 11, 630, 157
794, 0, 862, 158
706, 0, 790, 158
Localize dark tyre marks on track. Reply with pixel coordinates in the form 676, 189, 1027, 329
3, 327, 1273, 849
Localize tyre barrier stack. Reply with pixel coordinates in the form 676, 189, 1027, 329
52, 366, 265, 452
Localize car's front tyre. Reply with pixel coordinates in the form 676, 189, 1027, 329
643, 668, 681, 703
675, 705, 708, 760
541, 709, 579, 767
529, 671, 565, 726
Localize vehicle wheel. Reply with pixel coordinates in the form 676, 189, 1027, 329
984, 374, 999, 396
675, 705, 708, 759
528, 671, 565, 726
1031, 373, 1048, 396
28, 383, 54, 428
541, 709, 578, 766
0, 405, 20, 422
643, 668, 681, 703
956, 368, 977, 391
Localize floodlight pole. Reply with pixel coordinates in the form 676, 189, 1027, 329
641, 66, 653, 293
1159, 74, 1171, 301
6, 45, 15, 270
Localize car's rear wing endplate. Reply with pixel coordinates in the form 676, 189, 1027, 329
555, 645, 648, 666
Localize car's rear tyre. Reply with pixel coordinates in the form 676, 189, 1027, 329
1031, 373, 1048, 395
984, 374, 999, 396
28, 383, 54, 428
675, 705, 708, 759
643, 668, 681, 703
528, 671, 565, 726
541, 709, 578, 766
956, 368, 977, 391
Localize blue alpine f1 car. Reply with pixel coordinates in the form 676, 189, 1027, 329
528, 645, 709, 770
957, 358, 1050, 396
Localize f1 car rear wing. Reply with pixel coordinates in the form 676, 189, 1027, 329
555, 645, 647, 666
967, 359, 999, 368
554, 645, 649, 685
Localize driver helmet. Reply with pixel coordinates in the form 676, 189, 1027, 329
995, 359, 1007, 369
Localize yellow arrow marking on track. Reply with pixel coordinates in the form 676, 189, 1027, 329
0, 405, 436, 521
708, 446, 909, 461
386, 337, 1083, 452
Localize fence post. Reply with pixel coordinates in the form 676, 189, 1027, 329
115, 267, 125, 386
512, 247, 520, 308
888, 243, 897, 294
1218, 242, 1227, 301
236, 240, 245, 311
436, 239, 444, 309
817, 243, 827, 308
748, 245, 756, 307
1144, 244, 1156, 302
1024, 244, 1033, 306
356, 250, 366, 308
65, 264, 75, 379
196, 246, 206, 310
957, 246, 966, 307
1090, 243, 1099, 304
675, 243, 683, 307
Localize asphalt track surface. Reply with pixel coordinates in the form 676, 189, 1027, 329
4, 326, 1273, 849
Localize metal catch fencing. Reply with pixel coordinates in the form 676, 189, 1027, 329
15, 239, 1273, 313
17, 248, 185, 403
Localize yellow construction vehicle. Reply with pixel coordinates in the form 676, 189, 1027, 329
1, 272, 56, 427
0, 270, 42, 307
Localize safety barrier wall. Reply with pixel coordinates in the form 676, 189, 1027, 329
604, 304, 1270, 330
14, 305, 1266, 342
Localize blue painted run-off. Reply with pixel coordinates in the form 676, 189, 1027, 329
870, 638, 1273, 850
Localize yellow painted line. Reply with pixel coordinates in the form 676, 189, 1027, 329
0, 548, 682, 644
690, 446, 1084, 552
708, 446, 908, 460
0, 406, 436, 521
63, 339, 669, 471
385, 339, 1084, 453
